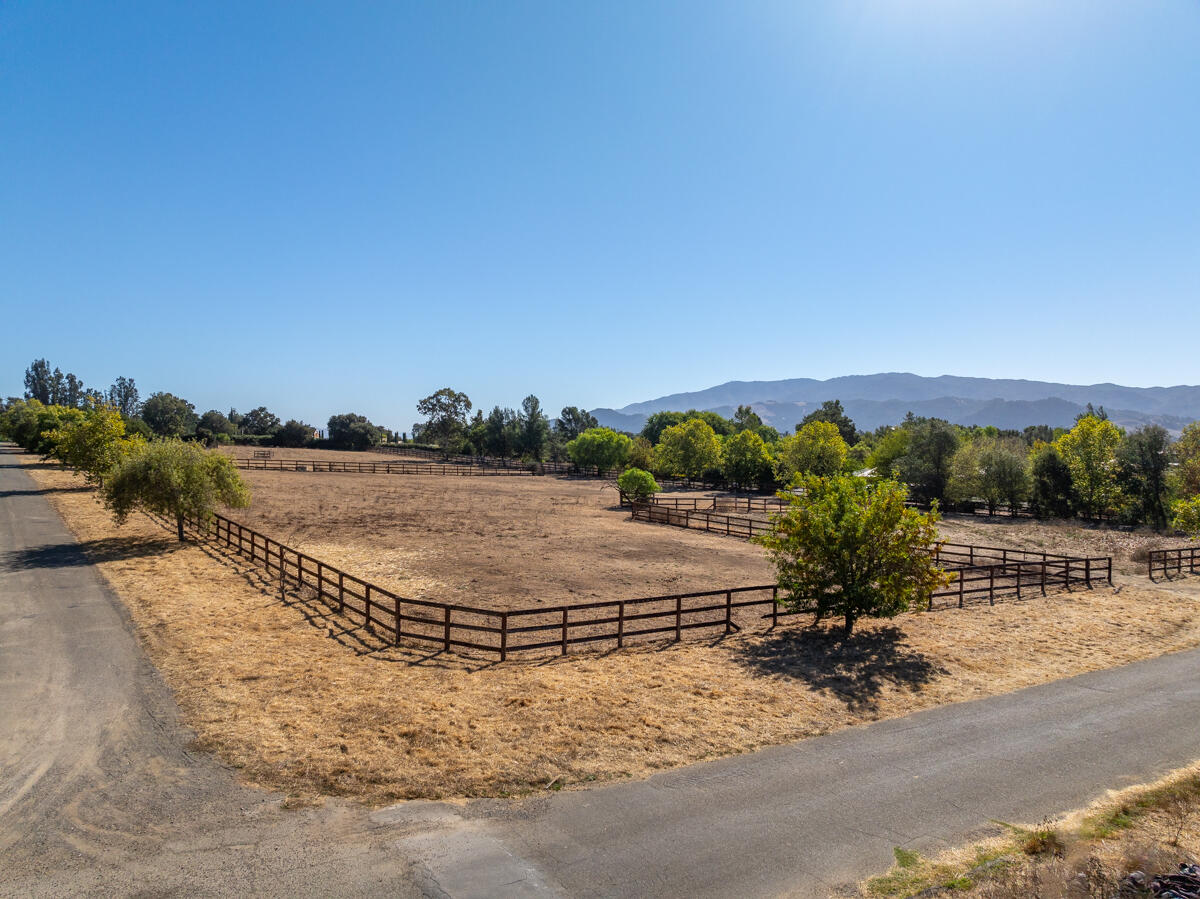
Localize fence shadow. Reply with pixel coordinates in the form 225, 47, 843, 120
731, 625, 944, 712
0, 484, 92, 499
2, 535, 181, 570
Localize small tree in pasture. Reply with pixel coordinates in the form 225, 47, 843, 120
102, 440, 250, 541
45, 405, 143, 486
617, 467, 660, 501
754, 475, 950, 637
566, 427, 631, 475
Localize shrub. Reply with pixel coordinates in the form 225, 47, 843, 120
617, 467, 660, 501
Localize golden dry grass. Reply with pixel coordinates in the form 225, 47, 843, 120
22, 457, 1200, 805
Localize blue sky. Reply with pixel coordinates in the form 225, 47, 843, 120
2, 1, 1198, 433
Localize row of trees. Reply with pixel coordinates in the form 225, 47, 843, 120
1, 401, 249, 541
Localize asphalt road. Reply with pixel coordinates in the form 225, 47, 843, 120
3, 445, 1200, 897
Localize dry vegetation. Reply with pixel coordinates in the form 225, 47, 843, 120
20, 456, 1200, 805
858, 762, 1200, 897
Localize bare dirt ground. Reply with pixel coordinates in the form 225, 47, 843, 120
229, 468, 774, 609
22, 456, 1200, 804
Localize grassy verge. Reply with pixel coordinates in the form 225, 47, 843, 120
861, 763, 1200, 897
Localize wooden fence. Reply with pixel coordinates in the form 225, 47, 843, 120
619, 491, 789, 514
178, 507, 1109, 660
1148, 545, 1200, 580
233, 457, 536, 477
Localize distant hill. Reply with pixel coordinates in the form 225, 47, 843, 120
590, 373, 1200, 435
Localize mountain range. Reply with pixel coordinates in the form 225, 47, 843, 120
590, 374, 1200, 436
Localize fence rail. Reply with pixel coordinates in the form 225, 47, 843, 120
178, 505, 1110, 660
1148, 546, 1200, 580
620, 491, 789, 513
233, 457, 536, 477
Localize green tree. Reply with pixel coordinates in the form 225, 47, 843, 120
626, 435, 655, 471
276, 419, 313, 448
1029, 443, 1075, 519
241, 406, 282, 436
566, 427, 631, 476
776, 420, 848, 481
655, 419, 722, 479
755, 475, 950, 636
102, 439, 250, 541
197, 410, 236, 443
1054, 415, 1124, 519
1175, 422, 1200, 498
1173, 496, 1200, 537
24, 359, 53, 404
722, 428, 775, 489
617, 467, 660, 501
518, 394, 550, 460
865, 426, 910, 478
416, 388, 472, 452
140, 392, 198, 437
640, 411, 686, 444
45, 405, 143, 486
481, 406, 519, 457
895, 416, 959, 505
947, 437, 1030, 515
799, 399, 857, 444
556, 406, 598, 442
733, 404, 764, 432
327, 413, 382, 450
107, 376, 140, 418
1116, 425, 1172, 528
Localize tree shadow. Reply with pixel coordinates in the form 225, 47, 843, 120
731, 624, 945, 713
0, 485, 92, 498
2, 536, 181, 570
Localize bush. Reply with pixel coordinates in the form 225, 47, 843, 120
617, 467, 660, 501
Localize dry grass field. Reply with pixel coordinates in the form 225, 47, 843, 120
21, 456, 1200, 804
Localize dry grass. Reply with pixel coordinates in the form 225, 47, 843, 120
21, 457, 1200, 805
859, 761, 1200, 897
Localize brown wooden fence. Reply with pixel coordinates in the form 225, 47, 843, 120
233, 457, 536, 477
620, 492, 789, 513
178, 508, 1110, 660
1148, 546, 1200, 580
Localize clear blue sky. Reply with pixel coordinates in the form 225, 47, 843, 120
3, 1, 1198, 432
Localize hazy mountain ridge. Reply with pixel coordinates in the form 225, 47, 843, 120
591, 373, 1200, 435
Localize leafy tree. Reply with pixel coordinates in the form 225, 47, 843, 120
1176, 422, 1200, 499
556, 406, 598, 442
617, 467, 660, 501
102, 439, 250, 541
241, 406, 282, 436
44, 405, 143, 486
733, 404, 764, 432
197, 410, 236, 442
722, 429, 774, 489
1174, 496, 1200, 537
1054, 415, 1124, 519
566, 427, 631, 475
1029, 443, 1074, 519
276, 419, 313, 448
107, 376, 140, 418
64, 373, 85, 408
1117, 425, 1172, 528
482, 406, 518, 457
754, 475, 950, 637
24, 359, 53, 404
799, 399, 857, 444
518, 395, 549, 460
865, 427, 910, 478
626, 435, 655, 471
895, 416, 959, 505
776, 420, 848, 481
140, 392, 198, 438
416, 388, 472, 452
947, 437, 1030, 515
683, 410, 735, 437
640, 411, 686, 444
655, 419, 722, 479
1023, 424, 1055, 446
47, 367, 66, 405
327, 413, 382, 450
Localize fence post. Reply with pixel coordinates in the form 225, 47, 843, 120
1085, 558, 1092, 589
561, 608, 568, 656
725, 590, 732, 635
500, 612, 507, 662
443, 606, 451, 652
1064, 558, 1071, 590
675, 596, 682, 641
617, 601, 625, 648
394, 598, 402, 646
1040, 561, 1047, 596
771, 587, 779, 629
958, 570, 964, 608
338, 571, 345, 613
1015, 563, 1021, 601
365, 585, 372, 625
988, 567, 994, 605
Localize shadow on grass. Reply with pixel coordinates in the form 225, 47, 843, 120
731, 625, 945, 712
2, 535, 182, 570
0, 484, 92, 499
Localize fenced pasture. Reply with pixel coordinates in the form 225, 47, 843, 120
233, 456, 536, 477
1148, 545, 1200, 580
